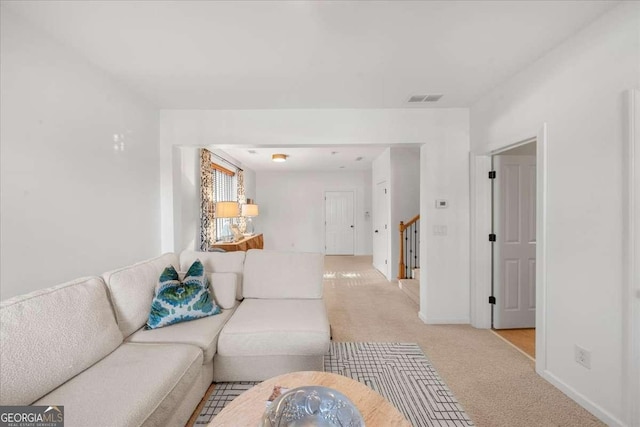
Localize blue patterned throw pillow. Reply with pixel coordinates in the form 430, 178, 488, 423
146, 259, 221, 329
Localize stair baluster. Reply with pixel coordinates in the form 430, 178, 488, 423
398, 215, 420, 279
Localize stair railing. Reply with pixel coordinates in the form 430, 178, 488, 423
398, 214, 420, 279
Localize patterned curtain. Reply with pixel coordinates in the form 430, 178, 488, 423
200, 150, 245, 248
200, 149, 215, 250
237, 170, 246, 233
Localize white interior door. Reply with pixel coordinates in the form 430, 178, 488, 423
373, 181, 389, 275
325, 191, 355, 255
493, 155, 537, 329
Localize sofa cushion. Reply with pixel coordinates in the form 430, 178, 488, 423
0, 277, 123, 405
217, 299, 330, 357
208, 273, 237, 309
102, 253, 180, 338
128, 307, 235, 362
146, 261, 220, 330
243, 250, 324, 299
34, 343, 202, 427
180, 250, 246, 300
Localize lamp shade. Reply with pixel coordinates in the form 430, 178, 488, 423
241, 204, 259, 217
215, 201, 240, 218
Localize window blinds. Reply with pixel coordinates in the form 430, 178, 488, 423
213, 166, 237, 241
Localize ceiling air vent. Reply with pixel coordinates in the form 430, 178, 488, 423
408, 95, 427, 103
424, 94, 444, 102
407, 94, 444, 103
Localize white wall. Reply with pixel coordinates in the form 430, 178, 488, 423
0, 9, 161, 300
172, 146, 200, 252
390, 147, 421, 279
420, 124, 471, 324
470, 3, 639, 425
255, 170, 372, 254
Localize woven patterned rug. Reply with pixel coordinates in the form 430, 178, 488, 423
196, 342, 474, 426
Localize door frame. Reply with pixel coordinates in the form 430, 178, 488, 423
624, 89, 640, 427
373, 180, 390, 279
323, 189, 356, 256
470, 124, 548, 376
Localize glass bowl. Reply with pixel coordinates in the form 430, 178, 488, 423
260, 385, 365, 427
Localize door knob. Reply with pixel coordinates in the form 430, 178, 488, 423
350, 225, 354, 228
374, 230, 379, 233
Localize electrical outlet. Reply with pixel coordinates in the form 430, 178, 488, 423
575, 345, 591, 369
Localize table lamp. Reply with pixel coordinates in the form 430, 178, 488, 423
215, 201, 240, 242
241, 203, 259, 235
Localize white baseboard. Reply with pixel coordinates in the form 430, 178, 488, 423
542, 370, 626, 427
418, 312, 469, 325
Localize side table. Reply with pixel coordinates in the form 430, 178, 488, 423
211, 233, 263, 252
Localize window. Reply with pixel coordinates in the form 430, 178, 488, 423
211, 163, 237, 241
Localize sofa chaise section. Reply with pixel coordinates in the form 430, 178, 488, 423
214, 249, 330, 382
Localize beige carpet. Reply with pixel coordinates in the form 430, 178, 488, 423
323, 255, 604, 427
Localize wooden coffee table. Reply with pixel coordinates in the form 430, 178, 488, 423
208, 371, 411, 426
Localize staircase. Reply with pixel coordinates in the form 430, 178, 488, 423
398, 215, 420, 306
399, 268, 420, 306
398, 214, 420, 279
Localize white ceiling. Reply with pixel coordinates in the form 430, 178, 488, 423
219, 145, 394, 172
4, 1, 617, 109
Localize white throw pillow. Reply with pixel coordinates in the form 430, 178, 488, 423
207, 272, 237, 309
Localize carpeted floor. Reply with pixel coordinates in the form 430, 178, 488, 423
198, 342, 473, 426
193, 255, 604, 427
323, 256, 604, 427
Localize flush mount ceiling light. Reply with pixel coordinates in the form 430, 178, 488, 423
272, 154, 288, 162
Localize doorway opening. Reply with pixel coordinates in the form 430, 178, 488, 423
490, 141, 537, 360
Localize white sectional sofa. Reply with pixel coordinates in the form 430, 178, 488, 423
0, 249, 330, 427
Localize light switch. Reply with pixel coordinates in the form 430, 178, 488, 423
435, 199, 448, 209
432, 225, 448, 236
